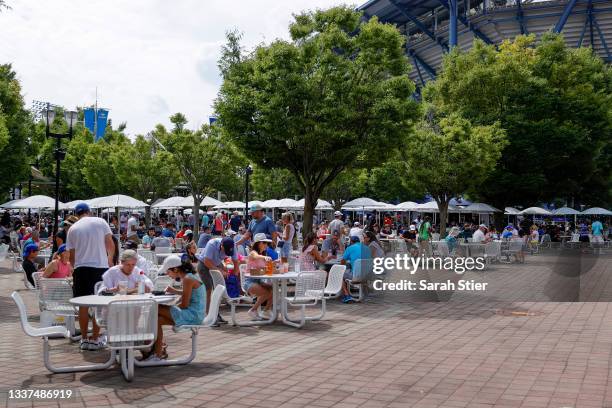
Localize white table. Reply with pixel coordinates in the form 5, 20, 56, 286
231, 271, 299, 327
70, 293, 179, 307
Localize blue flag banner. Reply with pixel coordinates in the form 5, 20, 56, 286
209, 116, 217, 125
95, 109, 109, 141
84, 108, 95, 134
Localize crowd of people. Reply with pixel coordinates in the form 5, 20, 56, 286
1, 201, 610, 361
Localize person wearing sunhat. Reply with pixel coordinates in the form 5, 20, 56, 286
43, 244, 73, 278
66, 202, 115, 351
244, 233, 274, 320
196, 236, 238, 322
235, 203, 278, 247
22, 243, 41, 286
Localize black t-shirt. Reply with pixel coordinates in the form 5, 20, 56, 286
23, 259, 37, 286
402, 230, 417, 240
229, 216, 242, 232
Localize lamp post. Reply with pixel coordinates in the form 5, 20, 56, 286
42, 104, 77, 252
244, 165, 253, 223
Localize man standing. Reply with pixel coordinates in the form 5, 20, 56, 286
418, 216, 433, 256
328, 211, 345, 237
236, 204, 278, 246
66, 203, 114, 351
591, 218, 604, 243
126, 212, 140, 243
229, 211, 242, 233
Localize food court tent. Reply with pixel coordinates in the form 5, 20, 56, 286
289, 198, 333, 210
554, 207, 581, 216
262, 199, 282, 208
394, 201, 419, 211
60, 200, 88, 210
415, 201, 460, 213
342, 197, 384, 210
460, 203, 501, 213
581, 207, 612, 216
7, 195, 63, 209
504, 207, 520, 215
213, 201, 246, 210
151, 196, 186, 209
179, 196, 224, 208
89, 195, 149, 209
0, 199, 23, 209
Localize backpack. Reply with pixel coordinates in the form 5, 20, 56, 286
225, 274, 240, 298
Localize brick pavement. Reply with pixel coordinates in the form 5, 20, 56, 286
0, 250, 611, 408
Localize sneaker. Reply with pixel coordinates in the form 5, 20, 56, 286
248, 309, 262, 321
217, 314, 228, 324
145, 354, 167, 362
342, 295, 354, 304
87, 338, 106, 351
260, 310, 272, 319
79, 339, 90, 351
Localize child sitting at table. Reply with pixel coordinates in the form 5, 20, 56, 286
146, 254, 205, 362
244, 233, 274, 321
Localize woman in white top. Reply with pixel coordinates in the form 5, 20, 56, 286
280, 212, 295, 263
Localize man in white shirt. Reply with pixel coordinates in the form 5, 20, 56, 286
66, 203, 114, 351
99, 250, 153, 294
328, 211, 345, 237
127, 212, 139, 243
349, 222, 364, 242
472, 224, 488, 243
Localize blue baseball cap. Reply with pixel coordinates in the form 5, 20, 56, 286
57, 244, 67, 254
221, 237, 235, 256
75, 202, 90, 215
350, 236, 361, 243
23, 243, 39, 258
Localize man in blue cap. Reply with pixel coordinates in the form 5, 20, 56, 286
235, 203, 278, 247
196, 236, 239, 323
340, 236, 373, 303
66, 202, 115, 351
22, 243, 41, 286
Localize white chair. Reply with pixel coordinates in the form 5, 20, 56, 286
31, 271, 44, 290
437, 241, 451, 257
12, 291, 116, 374
106, 298, 158, 381
38, 277, 79, 337
136, 285, 225, 368
566, 233, 580, 248
324, 264, 346, 299
0, 243, 8, 262
396, 240, 408, 254
346, 259, 373, 302
431, 233, 440, 241
140, 250, 155, 265
483, 241, 501, 265
282, 270, 327, 328
502, 240, 524, 263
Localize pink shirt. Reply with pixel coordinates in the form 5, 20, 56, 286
49, 260, 71, 279
246, 252, 267, 272
300, 245, 317, 271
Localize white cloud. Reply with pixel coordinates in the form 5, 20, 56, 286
0, 0, 350, 136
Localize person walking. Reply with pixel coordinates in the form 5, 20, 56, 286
66, 203, 115, 351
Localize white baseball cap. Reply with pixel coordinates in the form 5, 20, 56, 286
159, 255, 182, 275
334, 211, 342, 217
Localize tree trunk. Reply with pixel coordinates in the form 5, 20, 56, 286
145, 205, 151, 228
192, 194, 200, 237
437, 198, 449, 238
302, 188, 320, 239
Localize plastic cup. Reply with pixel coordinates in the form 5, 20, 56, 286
118, 280, 128, 295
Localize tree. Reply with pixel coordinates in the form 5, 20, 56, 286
0, 64, 34, 200
215, 6, 420, 236
402, 110, 506, 237
112, 135, 180, 225
250, 167, 302, 200
160, 117, 242, 236
424, 34, 612, 218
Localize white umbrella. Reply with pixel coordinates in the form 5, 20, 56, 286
179, 196, 224, 208
460, 203, 501, 213
364, 202, 395, 211
213, 201, 246, 210
262, 199, 282, 208
89, 195, 149, 209
152, 196, 185, 209
581, 207, 612, 216
0, 199, 22, 208
288, 198, 333, 210
342, 197, 384, 209
277, 198, 300, 208
504, 207, 520, 215
518, 207, 551, 215
414, 201, 459, 213
8, 195, 63, 209
553, 207, 581, 216
394, 201, 419, 211
60, 200, 87, 210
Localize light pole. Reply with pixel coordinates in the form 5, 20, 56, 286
42, 104, 77, 252
245, 165, 252, 223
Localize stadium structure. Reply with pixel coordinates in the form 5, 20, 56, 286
358, 0, 612, 85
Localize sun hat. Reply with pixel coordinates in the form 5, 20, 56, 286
75, 202, 90, 215
64, 215, 79, 226
253, 233, 272, 243
159, 255, 183, 275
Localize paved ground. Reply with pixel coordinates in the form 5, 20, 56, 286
1, 249, 611, 408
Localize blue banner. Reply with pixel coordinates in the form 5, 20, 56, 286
84, 108, 95, 134
95, 109, 109, 141
209, 116, 217, 125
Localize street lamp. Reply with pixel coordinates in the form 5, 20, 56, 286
42, 104, 77, 252
244, 165, 253, 222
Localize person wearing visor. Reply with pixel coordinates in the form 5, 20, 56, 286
43, 244, 73, 278
196, 236, 238, 322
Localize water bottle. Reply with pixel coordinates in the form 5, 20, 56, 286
137, 271, 145, 295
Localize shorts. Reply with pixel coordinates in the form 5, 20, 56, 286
73, 267, 107, 297
343, 270, 353, 281
196, 261, 214, 291
280, 242, 291, 258
244, 277, 271, 293
592, 236, 604, 243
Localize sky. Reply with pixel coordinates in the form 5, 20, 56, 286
0, 0, 349, 137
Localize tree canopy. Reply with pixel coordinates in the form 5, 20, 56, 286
215, 6, 420, 235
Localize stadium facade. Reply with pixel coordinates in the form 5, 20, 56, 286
358, 0, 612, 85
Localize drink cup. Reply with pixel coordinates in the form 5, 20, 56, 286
118, 280, 128, 295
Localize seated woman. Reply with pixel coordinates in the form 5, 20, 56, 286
244, 234, 274, 320
445, 226, 461, 255
147, 255, 205, 362
43, 244, 73, 278
300, 232, 331, 271
183, 240, 198, 264
364, 231, 385, 259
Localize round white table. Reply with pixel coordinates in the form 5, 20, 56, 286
70, 293, 179, 307
233, 272, 299, 327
